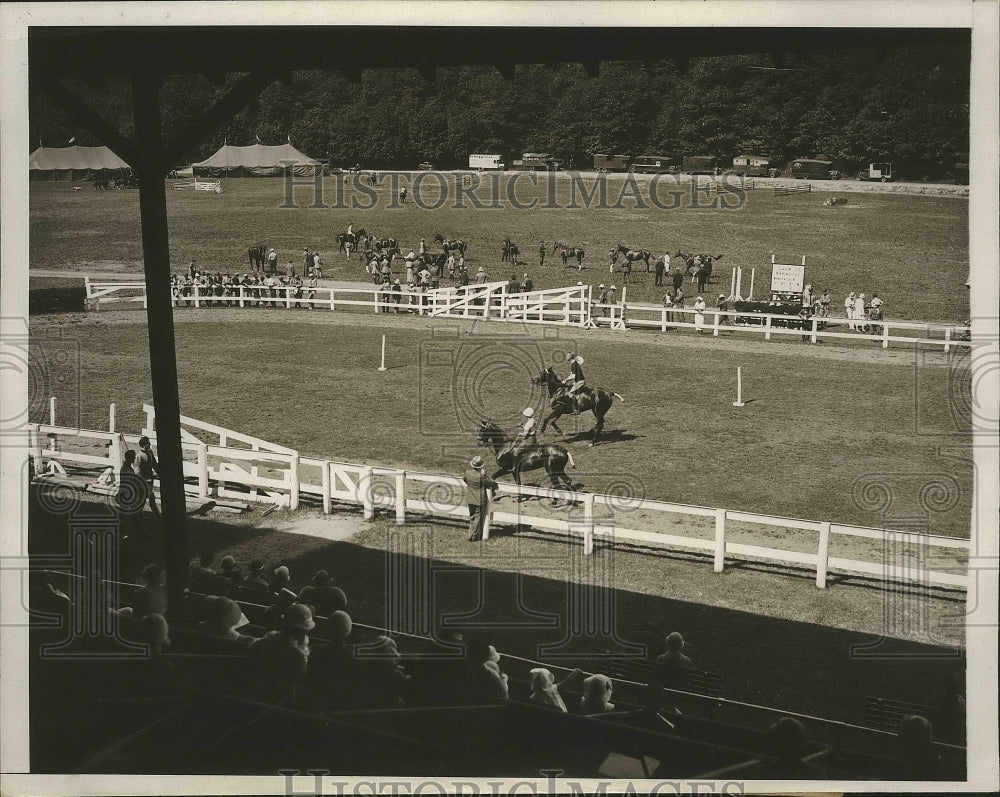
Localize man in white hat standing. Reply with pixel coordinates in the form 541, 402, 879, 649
464, 456, 497, 542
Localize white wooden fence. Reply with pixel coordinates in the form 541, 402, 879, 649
32, 401, 970, 592
84, 277, 969, 351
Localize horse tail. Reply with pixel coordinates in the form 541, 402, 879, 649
612, 392, 625, 403
566, 450, 576, 469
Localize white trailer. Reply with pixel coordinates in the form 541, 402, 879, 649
862, 162, 893, 182
469, 154, 505, 171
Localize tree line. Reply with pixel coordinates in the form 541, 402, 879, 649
31, 43, 969, 180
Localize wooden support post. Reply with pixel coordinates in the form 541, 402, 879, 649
816, 521, 831, 589
764, 314, 773, 341
713, 508, 726, 573
289, 452, 300, 511
48, 397, 56, 451
362, 466, 374, 520
30, 425, 44, 474
395, 470, 406, 525
108, 402, 116, 433
943, 326, 950, 354
110, 433, 123, 470
482, 492, 493, 541
583, 493, 595, 555
239, 285, 245, 308
713, 310, 721, 337
193, 283, 201, 308
197, 444, 209, 498
321, 460, 332, 515
810, 317, 818, 344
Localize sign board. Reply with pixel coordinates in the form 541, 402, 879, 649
770, 263, 805, 294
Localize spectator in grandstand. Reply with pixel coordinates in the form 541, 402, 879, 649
217, 555, 243, 587
579, 673, 616, 715
750, 717, 828, 779
189, 551, 217, 592
889, 714, 945, 780
926, 675, 965, 745
269, 565, 293, 598
119, 563, 168, 618
261, 588, 299, 631
196, 596, 255, 646
241, 559, 270, 598
124, 613, 176, 683
355, 634, 412, 708
297, 570, 348, 618
529, 667, 585, 712
302, 609, 357, 708
653, 631, 696, 696
248, 603, 316, 700
466, 638, 509, 701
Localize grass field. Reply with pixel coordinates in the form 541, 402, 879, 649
29, 174, 970, 322
30, 309, 972, 538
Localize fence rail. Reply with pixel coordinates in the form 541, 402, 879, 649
31, 402, 971, 592
83, 278, 969, 352
774, 183, 812, 195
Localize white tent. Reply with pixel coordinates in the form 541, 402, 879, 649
29, 145, 130, 180
193, 143, 321, 177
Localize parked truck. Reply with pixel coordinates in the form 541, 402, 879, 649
859, 162, 893, 182
682, 155, 719, 175
731, 154, 770, 177
789, 158, 838, 179
630, 154, 676, 174
513, 152, 563, 171
469, 154, 505, 171
593, 153, 632, 172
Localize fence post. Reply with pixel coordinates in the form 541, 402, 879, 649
713, 310, 721, 337
395, 470, 406, 525
816, 521, 831, 589
661, 307, 667, 332
110, 433, 123, 471
48, 397, 57, 451
108, 402, 116, 433
810, 317, 818, 344
286, 287, 292, 310
713, 508, 726, 573
482, 492, 493, 541
289, 452, 300, 511
30, 425, 44, 474
330, 289, 336, 312
84, 277, 91, 311
197, 444, 209, 498
362, 466, 374, 520
764, 314, 773, 341
321, 461, 332, 514
943, 326, 950, 354
239, 285, 245, 309
193, 283, 201, 308
584, 493, 595, 555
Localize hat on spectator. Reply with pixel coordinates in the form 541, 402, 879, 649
282, 603, 316, 632
522, 407, 534, 418
470, 455, 484, 469
598, 283, 605, 288
666, 631, 685, 650
312, 570, 331, 586
719, 293, 726, 299
609, 284, 616, 289
249, 559, 265, 575
273, 565, 290, 580
220, 556, 236, 570
328, 609, 352, 642
209, 596, 245, 631
138, 436, 151, 448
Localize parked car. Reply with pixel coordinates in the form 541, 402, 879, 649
417, 162, 435, 171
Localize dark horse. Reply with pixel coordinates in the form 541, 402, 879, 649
434, 234, 467, 255
555, 242, 585, 267
532, 367, 625, 446
615, 244, 651, 270
337, 227, 367, 254
501, 238, 520, 263
477, 420, 576, 498
247, 244, 267, 271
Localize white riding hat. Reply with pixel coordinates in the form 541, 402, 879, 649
522, 407, 534, 418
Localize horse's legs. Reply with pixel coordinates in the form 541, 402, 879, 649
590, 414, 605, 447
540, 409, 564, 435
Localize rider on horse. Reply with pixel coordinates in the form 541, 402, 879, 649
560, 354, 586, 410
508, 407, 538, 459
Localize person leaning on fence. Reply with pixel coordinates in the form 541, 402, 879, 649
798, 302, 813, 342
464, 456, 497, 542
716, 293, 729, 326
693, 295, 707, 333
136, 437, 161, 522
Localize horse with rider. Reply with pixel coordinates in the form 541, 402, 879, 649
531, 353, 625, 446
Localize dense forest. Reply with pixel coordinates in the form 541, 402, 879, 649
31, 43, 969, 180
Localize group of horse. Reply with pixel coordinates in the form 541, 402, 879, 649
501, 238, 585, 268
607, 245, 723, 283
475, 367, 625, 502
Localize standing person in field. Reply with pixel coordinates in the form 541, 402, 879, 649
715, 293, 729, 327
267, 248, 278, 275
538, 241, 546, 267
116, 449, 145, 540
520, 273, 534, 293
819, 288, 831, 319
136, 436, 161, 522
854, 292, 868, 332
693, 295, 707, 333
464, 456, 497, 543
671, 265, 684, 295
845, 292, 856, 330
654, 255, 666, 286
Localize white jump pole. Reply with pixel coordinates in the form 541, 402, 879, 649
377, 334, 387, 372
732, 367, 746, 407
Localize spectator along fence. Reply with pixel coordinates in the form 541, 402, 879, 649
84, 277, 970, 352
32, 399, 970, 593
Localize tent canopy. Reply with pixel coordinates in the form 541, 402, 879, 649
29, 145, 130, 179
193, 143, 321, 177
